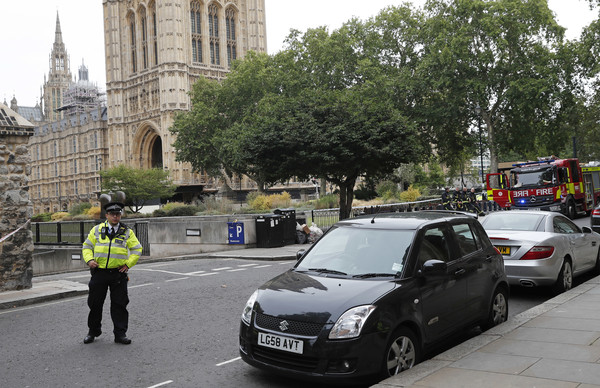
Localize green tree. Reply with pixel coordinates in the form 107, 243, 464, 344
100, 165, 176, 213
410, 0, 574, 173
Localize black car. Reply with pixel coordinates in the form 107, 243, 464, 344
239, 211, 509, 384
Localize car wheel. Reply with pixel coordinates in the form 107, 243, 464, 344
552, 260, 573, 294
594, 249, 600, 275
380, 327, 420, 378
566, 199, 576, 219
480, 286, 508, 331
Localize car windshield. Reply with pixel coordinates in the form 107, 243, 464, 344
295, 226, 414, 277
482, 213, 545, 231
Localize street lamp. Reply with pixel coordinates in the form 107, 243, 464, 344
475, 105, 484, 185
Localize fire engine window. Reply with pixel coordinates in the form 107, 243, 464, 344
570, 161, 580, 182
558, 168, 569, 183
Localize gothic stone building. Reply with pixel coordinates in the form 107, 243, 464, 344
102, 0, 267, 199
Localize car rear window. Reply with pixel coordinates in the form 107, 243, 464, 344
482, 213, 545, 231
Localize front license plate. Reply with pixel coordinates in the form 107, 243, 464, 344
258, 332, 303, 354
496, 245, 511, 255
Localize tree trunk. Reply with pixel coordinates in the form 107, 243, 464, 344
338, 177, 357, 220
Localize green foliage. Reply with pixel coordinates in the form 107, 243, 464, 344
166, 206, 202, 217
399, 186, 421, 203
69, 202, 92, 216
100, 165, 177, 213
314, 194, 339, 210
32, 213, 52, 222
247, 192, 292, 211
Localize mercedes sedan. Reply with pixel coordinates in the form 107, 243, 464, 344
239, 211, 508, 384
481, 210, 600, 294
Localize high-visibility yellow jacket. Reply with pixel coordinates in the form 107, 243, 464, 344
82, 221, 143, 269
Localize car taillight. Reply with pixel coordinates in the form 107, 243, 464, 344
520, 246, 554, 260
592, 209, 600, 216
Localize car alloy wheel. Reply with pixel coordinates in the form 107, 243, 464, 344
382, 327, 419, 377
481, 286, 508, 331
553, 260, 573, 295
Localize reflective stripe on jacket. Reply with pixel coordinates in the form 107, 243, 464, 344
82, 221, 142, 269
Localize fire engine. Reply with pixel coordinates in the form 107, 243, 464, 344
486, 156, 600, 219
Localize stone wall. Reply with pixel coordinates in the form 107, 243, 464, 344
0, 129, 34, 291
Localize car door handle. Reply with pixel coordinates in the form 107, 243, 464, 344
454, 268, 466, 276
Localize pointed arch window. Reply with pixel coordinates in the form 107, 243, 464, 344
130, 13, 137, 73
151, 3, 158, 66
208, 4, 220, 65
140, 8, 148, 69
190, 1, 203, 63
226, 8, 237, 66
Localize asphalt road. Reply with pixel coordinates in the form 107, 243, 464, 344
0, 215, 593, 388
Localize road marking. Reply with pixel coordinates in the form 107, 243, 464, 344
212, 267, 232, 271
216, 357, 241, 366
130, 283, 154, 289
147, 381, 173, 388
165, 277, 189, 282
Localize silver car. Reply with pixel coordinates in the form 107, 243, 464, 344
480, 211, 600, 294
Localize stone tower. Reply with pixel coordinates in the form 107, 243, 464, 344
43, 12, 73, 122
102, 0, 267, 199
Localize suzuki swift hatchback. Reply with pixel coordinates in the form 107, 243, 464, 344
239, 212, 508, 384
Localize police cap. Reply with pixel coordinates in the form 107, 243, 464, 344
104, 202, 125, 212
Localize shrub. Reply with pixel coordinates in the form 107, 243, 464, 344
32, 212, 52, 222
399, 185, 421, 203
51, 212, 70, 221
162, 202, 187, 212
69, 202, 92, 216
152, 209, 167, 217
166, 205, 201, 216
87, 206, 101, 219
314, 194, 339, 209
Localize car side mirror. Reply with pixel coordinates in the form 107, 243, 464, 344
296, 249, 306, 260
420, 259, 448, 277
582, 226, 592, 234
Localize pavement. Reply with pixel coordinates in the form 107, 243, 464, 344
2, 244, 600, 387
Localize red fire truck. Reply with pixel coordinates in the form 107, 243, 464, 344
486, 157, 600, 219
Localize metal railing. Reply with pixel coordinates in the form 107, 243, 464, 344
309, 199, 502, 231
32, 220, 151, 255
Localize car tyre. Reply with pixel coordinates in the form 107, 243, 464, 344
380, 327, 420, 378
480, 286, 508, 331
566, 198, 576, 219
552, 260, 573, 295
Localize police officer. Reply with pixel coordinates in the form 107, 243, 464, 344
82, 201, 143, 345
441, 187, 453, 210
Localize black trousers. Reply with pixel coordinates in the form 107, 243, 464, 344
87, 268, 129, 337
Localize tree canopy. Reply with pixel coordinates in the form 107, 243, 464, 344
170, 0, 600, 218
100, 165, 176, 213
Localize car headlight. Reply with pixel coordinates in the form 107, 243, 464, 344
241, 290, 258, 325
329, 305, 376, 339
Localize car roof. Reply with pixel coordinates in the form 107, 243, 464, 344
334, 211, 476, 230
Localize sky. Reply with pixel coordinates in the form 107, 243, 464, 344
0, 0, 597, 108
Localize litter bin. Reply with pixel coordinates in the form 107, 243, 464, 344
274, 208, 296, 245
255, 215, 284, 248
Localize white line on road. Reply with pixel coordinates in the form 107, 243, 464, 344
216, 357, 241, 366
130, 283, 154, 289
147, 381, 173, 388
165, 277, 190, 282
